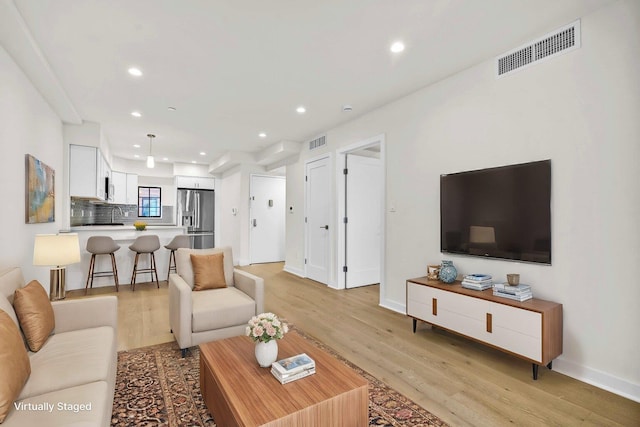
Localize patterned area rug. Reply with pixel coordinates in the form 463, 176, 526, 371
112, 331, 448, 426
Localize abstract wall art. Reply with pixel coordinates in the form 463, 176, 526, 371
25, 154, 55, 223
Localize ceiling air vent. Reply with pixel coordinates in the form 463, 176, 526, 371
308, 135, 327, 151
497, 20, 580, 78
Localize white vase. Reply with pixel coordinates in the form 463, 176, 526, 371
255, 340, 278, 367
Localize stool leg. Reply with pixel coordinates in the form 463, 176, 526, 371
151, 252, 160, 288
167, 250, 176, 281
131, 253, 139, 291
85, 254, 96, 295
110, 253, 119, 292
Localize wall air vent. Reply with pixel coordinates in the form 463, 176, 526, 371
496, 20, 580, 78
308, 135, 327, 151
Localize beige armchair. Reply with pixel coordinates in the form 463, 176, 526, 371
168, 247, 264, 357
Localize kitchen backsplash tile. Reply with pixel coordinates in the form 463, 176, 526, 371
70, 198, 174, 226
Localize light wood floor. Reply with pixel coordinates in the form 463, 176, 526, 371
70, 263, 639, 427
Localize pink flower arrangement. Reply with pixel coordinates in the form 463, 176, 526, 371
246, 312, 288, 343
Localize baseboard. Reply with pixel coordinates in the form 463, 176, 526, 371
379, 299, 405, 315
283, 264, 305, 278
554, 358, 640, 403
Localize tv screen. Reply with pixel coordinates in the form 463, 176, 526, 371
440, 160, 551, 264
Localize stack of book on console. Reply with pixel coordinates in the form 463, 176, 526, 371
493, 283, 533, 302
271, 353, 316, 384
461, 274, 493, 290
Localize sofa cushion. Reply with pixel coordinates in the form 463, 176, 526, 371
18, 326, 115, 400
192, 287, 256, 333
0, 310, 31, 423
3, 381, 109, 427
176, 247, 234, 289
13, 281, 55, 352
191, 253, 227, 291
0, 268, 25, 329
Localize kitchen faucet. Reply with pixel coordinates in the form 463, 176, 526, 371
111, 205, 124, 223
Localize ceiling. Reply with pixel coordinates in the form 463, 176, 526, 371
4, 0, 613, 169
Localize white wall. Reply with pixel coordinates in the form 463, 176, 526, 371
218, 168, 243, 262
0, 45, 64, 286
285, 0, 640, 400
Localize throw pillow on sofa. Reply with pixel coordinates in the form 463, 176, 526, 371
13, 280, 55, 352
190, 253, 227, 291
0, 309, 31, 423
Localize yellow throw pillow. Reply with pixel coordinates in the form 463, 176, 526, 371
190, 253, 227, 291
13, 280, 55, 352
0, 310, 31, 423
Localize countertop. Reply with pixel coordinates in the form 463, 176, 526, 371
68, 224, 183, 231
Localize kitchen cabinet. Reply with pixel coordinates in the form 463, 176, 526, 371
175, 175, 215, 190
111, 171, 139, 205
126, 174, 139, 205
69, 145, 110, 200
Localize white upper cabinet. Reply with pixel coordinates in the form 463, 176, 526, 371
175, 175, 215, 190
111, 171, 139, 205
70, 145, 107, 200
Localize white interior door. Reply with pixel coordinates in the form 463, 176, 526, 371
345, 153, 382, 288
305, 157, 331, 284
250, 175, 286, 264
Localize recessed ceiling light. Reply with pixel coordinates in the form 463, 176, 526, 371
134, 154, 140, 158
390, 41, 405, 53
131, 111, 142, 118
296, 106, 306, 114
163, 157, 169, 161
342, 104, 353, 112
128, 67, 143, 77
200, 152, 206, 156
259, 132, 267, 138
133, 144, 140, 148
167, 107, 176, 111
191, 160, 197, 164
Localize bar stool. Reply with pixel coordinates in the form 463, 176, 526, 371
85, 236, 120, 294
129, 235, 160, 291
164, 235, 191, 280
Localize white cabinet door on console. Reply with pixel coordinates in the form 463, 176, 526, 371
406, 277, 562, 380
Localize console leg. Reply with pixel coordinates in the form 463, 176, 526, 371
532, 364, 539, 380
412, 318, 417, 333
547, 361, 553, 370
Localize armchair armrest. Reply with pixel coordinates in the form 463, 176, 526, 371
233, 269, 264, 314
169, 273, 193, 349
51, 296, 117, 334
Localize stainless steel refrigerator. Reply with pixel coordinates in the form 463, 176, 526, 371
177, 188, 215, 249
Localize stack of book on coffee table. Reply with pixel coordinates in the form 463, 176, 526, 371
271, 353, 316, 384
493, 283, 533, 302
461, 274, 493, 290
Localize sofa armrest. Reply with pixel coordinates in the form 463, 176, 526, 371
169, 273, 193, 349
233, 269, 264, 314
51, 296, 117, 334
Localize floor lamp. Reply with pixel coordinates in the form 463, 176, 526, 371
33, 233, 81, 301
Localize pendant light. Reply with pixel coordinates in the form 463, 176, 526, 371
146, 133, 155, 168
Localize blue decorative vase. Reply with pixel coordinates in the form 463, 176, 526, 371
439, 260, 457, 283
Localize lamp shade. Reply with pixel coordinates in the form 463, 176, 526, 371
33, 233, 81, 267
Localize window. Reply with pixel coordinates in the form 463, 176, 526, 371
138, 186, 161, 218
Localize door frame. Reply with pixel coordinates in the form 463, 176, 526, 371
304, 152, 333, 286
335, 134, 386, 291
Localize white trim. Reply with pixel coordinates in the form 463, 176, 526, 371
379, 299, 405, 315
283, 264, 305, 278
553, 359, 640, 403
335, 134, 386, 297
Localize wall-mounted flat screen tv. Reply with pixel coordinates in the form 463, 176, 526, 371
440, 160, 551, 264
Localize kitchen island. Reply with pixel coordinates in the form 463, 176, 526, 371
66, 225, 187, 291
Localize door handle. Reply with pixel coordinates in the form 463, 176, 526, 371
252, 219, 257, 227
320, 225, 329, 230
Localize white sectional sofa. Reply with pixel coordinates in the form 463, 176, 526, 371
0, 267, 117, 427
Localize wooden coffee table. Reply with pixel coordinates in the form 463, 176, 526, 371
199, 331, 368, 426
